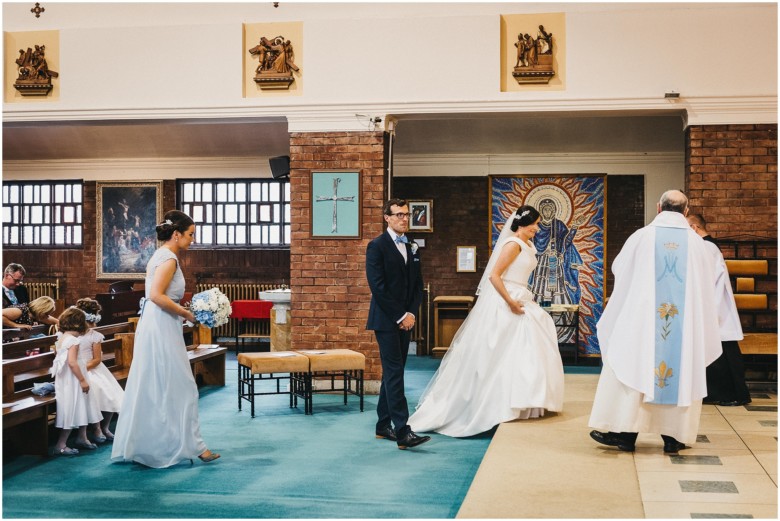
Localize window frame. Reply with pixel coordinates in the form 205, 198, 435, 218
2, 180, 84, 249
176, 178, 291, 249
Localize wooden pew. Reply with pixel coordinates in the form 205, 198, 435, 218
2, 324, 49, 343
723, 258, 777, 387
2, 334, 57, 360
119, 323, 226, 387
2, 352, 57, 456
3, 332, 134, 456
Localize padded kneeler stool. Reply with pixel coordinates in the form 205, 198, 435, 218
296, 349, 365, 415
237, 352, 310, 417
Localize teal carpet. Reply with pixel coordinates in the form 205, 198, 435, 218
2, 355, 493, 519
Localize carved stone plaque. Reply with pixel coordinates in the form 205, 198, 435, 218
512, 25, 555, 85
14, 44, 58, 96
249, 36, 299, 90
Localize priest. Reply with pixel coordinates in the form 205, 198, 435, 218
588, 190, 722, 453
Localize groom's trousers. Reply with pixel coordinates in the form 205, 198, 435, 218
375, 329, 411, 436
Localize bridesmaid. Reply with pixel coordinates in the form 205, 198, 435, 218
112, 210, 219, 468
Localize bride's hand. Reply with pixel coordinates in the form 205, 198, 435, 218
508, 300, 525, 315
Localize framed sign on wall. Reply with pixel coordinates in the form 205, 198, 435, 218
456, 246, 477, 272
310, 171, 361, 238
96, 181, 163, 280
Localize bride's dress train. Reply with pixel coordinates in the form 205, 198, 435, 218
409, 238, 564, 438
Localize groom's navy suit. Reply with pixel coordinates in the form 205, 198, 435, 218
366, 230, 424, 437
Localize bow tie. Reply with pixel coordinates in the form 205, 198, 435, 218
395, 235, 408, 244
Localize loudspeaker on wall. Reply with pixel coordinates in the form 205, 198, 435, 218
269, 155, 290, 178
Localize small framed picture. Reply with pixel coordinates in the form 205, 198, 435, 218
408, 199, 433, 232
456, 246, 477, 272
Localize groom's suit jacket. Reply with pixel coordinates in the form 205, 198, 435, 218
365, 231, 423, 331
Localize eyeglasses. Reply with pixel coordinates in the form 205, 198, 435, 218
389, 212, 410, 219
7, 274, 24, 284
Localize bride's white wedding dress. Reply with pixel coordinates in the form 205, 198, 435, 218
409, 237, 564, 437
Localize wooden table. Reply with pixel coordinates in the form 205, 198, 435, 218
543, 304, 580, 364
432, 296, 475, 358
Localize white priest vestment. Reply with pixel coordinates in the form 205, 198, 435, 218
703, 241, 744, 342
589, 211, 722, 444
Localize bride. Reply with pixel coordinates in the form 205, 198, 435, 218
408, 205, 564, 437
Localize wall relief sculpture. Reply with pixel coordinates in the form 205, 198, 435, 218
512, 25, 554, 85
248, 35, 300, 90
14, 44, 58, 96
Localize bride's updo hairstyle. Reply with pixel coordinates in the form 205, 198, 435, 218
156, 210, 194, 241
510, 205, 540, 232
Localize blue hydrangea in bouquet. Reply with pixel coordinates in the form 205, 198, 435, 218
188, 288, 232, 328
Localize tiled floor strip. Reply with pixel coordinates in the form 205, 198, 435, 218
458, 374, 777, 518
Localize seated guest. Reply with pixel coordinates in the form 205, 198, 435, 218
2, 263, 28, 309
2, 295, 59, 330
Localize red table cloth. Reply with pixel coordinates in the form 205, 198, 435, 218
230, 300, 273, 320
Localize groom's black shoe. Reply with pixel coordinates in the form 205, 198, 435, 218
397, 430, 430, 450
375, 425, 397, 442
589, 430, 635, 452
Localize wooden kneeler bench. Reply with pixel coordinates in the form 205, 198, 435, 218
237, 352, 310, 418
296, 349, 365, 415
237, 349, 365, 417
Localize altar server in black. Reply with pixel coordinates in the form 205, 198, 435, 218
366, 198, 430, 450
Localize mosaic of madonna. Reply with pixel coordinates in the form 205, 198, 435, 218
489, 174, 606, 355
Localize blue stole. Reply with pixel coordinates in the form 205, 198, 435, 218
652, 227, 688, 404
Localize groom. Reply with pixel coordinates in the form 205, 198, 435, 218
366, 198, 430, 450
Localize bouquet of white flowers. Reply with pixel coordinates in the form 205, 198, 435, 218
188, 288, 232, 328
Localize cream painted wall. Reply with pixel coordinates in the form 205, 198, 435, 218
2, 3, 776, 126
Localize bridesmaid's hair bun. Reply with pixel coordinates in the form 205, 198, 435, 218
156, 211, 194, 241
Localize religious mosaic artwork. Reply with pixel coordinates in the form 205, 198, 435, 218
310, 171, 361, 238
14, 44, 58, 96
512, 24, 555, 84
489, 175, 606, 355
248, 35, 300, 90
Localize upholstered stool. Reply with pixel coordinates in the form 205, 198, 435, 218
237, 351, 310, 417
295, 349, 365, 415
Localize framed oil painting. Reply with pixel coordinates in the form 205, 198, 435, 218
96, 181, 163, 280
408, 200, 433, 232
310, 171, 361, 238
489, 174, 606, 355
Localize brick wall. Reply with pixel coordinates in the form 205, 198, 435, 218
686, 123, 778, 331
394, 177, 487, 300
686, 124, 777, 237
288, 131, 387, 382
605, 175, 645, 293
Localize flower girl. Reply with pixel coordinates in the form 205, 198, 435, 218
75, 298, 124, 442
51, 307, 103, 455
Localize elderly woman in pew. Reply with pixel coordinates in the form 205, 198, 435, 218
112, 210, 220, 468
76, 298, 125, 443
2, 296, 59, 330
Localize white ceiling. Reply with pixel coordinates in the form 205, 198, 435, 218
3, 113, 685, 162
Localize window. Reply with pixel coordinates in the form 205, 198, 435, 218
178, 179, 291, 247
2, 181, 83, 247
